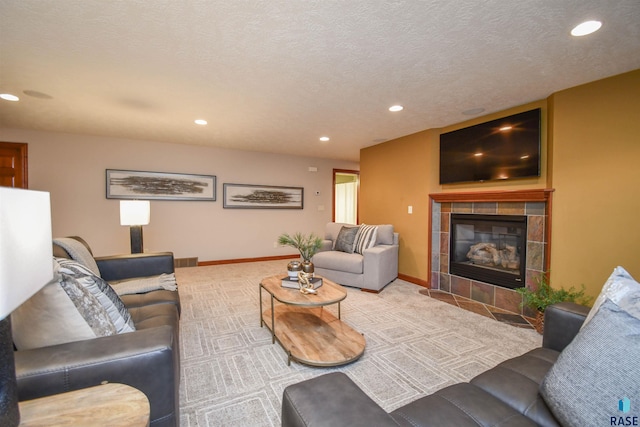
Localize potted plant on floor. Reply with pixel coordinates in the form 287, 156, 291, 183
516, 273, 591, 334
278, 232, 323, 274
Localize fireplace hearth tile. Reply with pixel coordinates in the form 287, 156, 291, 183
471, 281, 494, 305
451, 276, 471, 298
494, 287, 522, 314
419, 289, 534, 330
439, 273, 451, 292
458, 300, 493, 318
525, 202, 545, 215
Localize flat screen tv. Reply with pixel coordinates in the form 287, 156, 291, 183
439, 108, 541, 184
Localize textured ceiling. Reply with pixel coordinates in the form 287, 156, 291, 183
1, 1, 639, 161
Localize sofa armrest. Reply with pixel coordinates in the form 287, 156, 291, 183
15, 325, 179, 424
282, 372, 398, 427
362, 244, 399, 290
96, 252, 175, 281
542, 302, 591, 352
318, 239, 333, 252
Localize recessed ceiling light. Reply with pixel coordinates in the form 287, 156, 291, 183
0, 94, 19, 102
571, 20, 602, 36
194, 119, 207, 125
389, 105, 403, 112
319, 136, 330, 142
499, 126, 513, 132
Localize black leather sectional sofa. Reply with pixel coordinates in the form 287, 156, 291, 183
15, 238, 181, 427
282, 302, 590, 427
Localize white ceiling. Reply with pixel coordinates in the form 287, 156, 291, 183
1, 1, 639, 162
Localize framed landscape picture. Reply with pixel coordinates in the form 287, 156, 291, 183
223, 183, 303, 209
106, 169, 216, 201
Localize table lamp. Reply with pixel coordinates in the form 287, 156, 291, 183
0, 187, 54, 427
120, 200, 150, 254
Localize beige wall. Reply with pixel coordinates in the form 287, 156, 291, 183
360, 69, 640, 298
0, 129, 357, 260
549, 69, 640, 297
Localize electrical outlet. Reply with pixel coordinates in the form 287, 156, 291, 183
408, 205, 413, 214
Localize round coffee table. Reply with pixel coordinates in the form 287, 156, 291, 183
259, 275, 366, 366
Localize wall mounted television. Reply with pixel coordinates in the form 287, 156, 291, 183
439, 108, 541, 184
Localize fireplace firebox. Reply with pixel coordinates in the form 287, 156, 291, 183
449, 214, 527, 289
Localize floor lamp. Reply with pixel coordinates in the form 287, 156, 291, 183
0, 187, 54, 427
120, 200, 150, 254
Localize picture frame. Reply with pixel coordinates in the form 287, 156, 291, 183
106, 169, 216, 201
223, 183, 304, 209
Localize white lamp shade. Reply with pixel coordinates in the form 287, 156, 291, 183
120, 200, 150, 226
0, 187, 54, 319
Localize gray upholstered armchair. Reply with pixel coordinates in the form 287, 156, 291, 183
312, 222, 399, 292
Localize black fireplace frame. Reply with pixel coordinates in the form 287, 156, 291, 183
449, 213, 527, 289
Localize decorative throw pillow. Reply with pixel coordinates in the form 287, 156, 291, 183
56, 258, 136, 333
582, 266, 640, 327
540, 297, 640, 427
12, 260, 118, 350
334, 226, 359, 253
353, 224, 378, 254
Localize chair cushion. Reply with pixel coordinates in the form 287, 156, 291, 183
376, 224, 395, 245
354, 224, 378, 254
583, 266, 640, 327
11, 261, 118, 350
56, 258, 135, 333
334, 226, 359, 253
313, 251, 363, 274
540, 294, 640, 427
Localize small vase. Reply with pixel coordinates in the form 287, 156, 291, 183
287, 261, 302, 280
301, 261, 314, 275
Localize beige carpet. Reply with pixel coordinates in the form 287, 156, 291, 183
176, 260, 542, 427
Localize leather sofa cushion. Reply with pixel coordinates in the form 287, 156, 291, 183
312, 251, 363, 274
391, 382, 538, 427
129, 304, 179, 334
122, 289, 182, 316
470, 348, 560, 427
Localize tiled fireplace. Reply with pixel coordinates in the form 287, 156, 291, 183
429, 190, 553, 316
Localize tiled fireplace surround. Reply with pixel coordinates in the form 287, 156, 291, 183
429, 189, 554, 317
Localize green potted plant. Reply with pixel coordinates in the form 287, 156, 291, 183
278, 232, 323, 274
516, 273, 591, 333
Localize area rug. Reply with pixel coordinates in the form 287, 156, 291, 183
176, 260, 541, 426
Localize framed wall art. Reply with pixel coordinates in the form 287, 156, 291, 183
223, 183, 303, 209
106, 169, 216, 201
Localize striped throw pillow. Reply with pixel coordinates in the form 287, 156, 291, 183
353, 224, 378, 254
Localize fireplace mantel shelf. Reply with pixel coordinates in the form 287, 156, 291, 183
430, 188, 554, 203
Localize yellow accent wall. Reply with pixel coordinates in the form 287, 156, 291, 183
360, 129, 437, 281
549, 69, 640, 297
360, 69, 640, 298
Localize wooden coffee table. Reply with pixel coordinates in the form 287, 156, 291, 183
259, 275, 366, 366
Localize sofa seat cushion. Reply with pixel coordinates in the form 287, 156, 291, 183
128, 303, 179, 332
470, 347, 561, 426
313, 251, 363, 274
391, 382, 538, 427
121, 289, 181, 316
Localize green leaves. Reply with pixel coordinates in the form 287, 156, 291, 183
277, 232, 322, 261
516, 273, 592, 312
